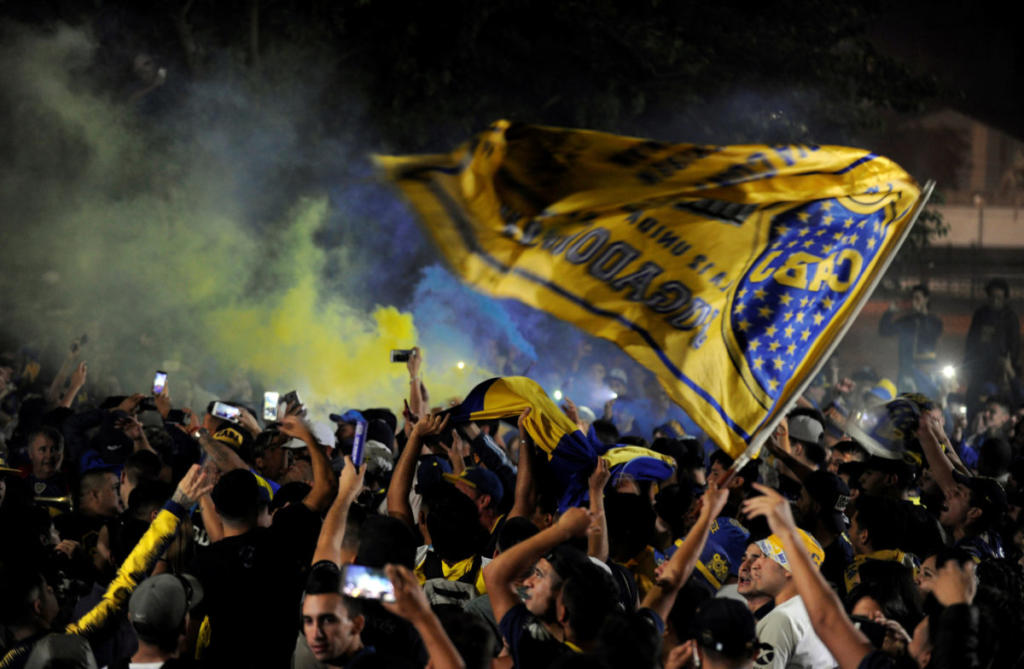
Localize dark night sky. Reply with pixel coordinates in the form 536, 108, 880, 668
868, 2, 1024, 141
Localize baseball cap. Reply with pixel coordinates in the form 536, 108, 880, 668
363, 440, 394, 475
366, 419, 395, 451
443, 466, 504, 505
212, 426, 246, 450
129, 573, 204, 640
24, 634, 97, 669
867, 379, 897, 402
362, 408, 398, 436
788, 415, 824, 445
691, 598, 757, 659
414, 454, 452, 496
952, 472, 1008, 519
0, 452, 19, 474
328, 409, 365, 424
803, 470, 851, 532
754, 529, 824, 571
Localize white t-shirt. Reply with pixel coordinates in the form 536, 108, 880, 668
754, 595, 836, 669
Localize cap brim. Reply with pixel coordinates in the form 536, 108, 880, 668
441, 472, 473, 488
182, 574, 204, 609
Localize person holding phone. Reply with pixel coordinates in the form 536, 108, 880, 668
300, 458, 463, 668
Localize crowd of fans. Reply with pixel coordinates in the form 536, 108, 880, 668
0, 280, 1023, 669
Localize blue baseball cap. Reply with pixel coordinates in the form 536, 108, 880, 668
443, 466, 504, 505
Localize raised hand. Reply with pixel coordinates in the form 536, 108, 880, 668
412, 411, 449, 438
742, 482, 797, 535
337, 456, 366, 505
407, 346, 423, 379
115, 415, 145, 441
932, 558, 977, 606
115, 393, 146, 414
556, 506, 601, 539
588, 457, 610, 493
382, 564, 433, 623
70, 361, 88, 389
154, 386, 172, 419
172, 464, 215, 507
279, 415, 315, 444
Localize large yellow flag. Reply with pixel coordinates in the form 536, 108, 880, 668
377, 121, 923, 457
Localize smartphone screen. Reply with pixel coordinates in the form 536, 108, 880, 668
263, 392, 280, 422
211, 401, 241, 424
390, 349, 413, 363
341, 565, 396, 602
351, 419, 368, 467
152, 370, 168, 395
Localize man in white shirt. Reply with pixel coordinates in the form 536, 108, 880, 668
750, 531, 836, 669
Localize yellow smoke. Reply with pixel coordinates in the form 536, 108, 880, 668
0, 25, 491, 418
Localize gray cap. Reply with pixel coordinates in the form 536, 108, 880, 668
788, 415, 824, 445
129, 573, 204, 638
25, 634, 98, 669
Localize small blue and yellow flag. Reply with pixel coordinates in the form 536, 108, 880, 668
444, 376, 674, 509
378, 122, 922, 457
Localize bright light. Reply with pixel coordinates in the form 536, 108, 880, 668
610, 391, 619, 400
456, 361, 465, 370
553, 390, 563, 401
941, 365, 956, 379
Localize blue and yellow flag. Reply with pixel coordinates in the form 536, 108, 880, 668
378, 121, 922, 457
445, 376, 675, 509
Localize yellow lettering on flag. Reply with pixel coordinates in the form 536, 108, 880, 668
376, 121, 921, 457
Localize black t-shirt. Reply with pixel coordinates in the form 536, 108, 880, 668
194, 503, 321, 667
54, 511, 110, 581
821, 533, 854, 590
499, 603, 577, 669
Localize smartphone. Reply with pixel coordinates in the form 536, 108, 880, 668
263, 391, 280, 422
281, 390, 301, 409
351, 419, 368, 467
211, 401, 241, 424
152, 370, 168, 395
341, 565, 396, 602
390, 349, 413, 363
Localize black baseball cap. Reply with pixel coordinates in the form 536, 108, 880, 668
953, 472, 1008, 519
804, 470, 851, 533
691, 598, 757, 659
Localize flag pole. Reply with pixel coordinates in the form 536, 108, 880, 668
720, 180, 937, 485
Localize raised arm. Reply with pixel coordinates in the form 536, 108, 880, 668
66, 465, 213, 637
46, 345, 79, 405
312, 457, 365, 565
58, 361, 88, 408
917, 411, 959, 497
587, 458, 610, 562
483, 506, 596, 623
743, 483, 873, 669
388, 412, 449, 529
385, 564, 466, 669
279, 416, 337, 513
642, 480, 729, 621
407, 346, 425, 418
116, 414, 158, 455
508, 409, 536, 520
197, 428, 249, 472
